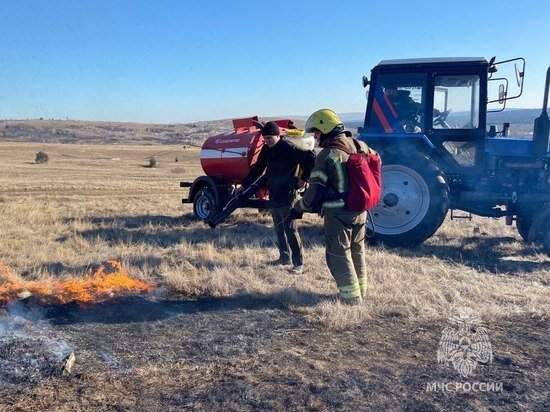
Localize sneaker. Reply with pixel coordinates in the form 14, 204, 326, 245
289, 265, 304, 274
269, 258, 291, 266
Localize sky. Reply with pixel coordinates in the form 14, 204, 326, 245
0, 0, 549, 124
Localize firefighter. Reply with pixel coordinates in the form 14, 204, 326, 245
237, 121, 316, 274
287, 109, 368, 305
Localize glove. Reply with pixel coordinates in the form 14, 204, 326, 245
284, 208, 303, 221
296, 179, 308, 190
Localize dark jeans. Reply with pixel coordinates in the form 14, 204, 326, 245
271, 205, 303, 266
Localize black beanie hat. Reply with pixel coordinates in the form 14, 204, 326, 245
262, 121, 280, 136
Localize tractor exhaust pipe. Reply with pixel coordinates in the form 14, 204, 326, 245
208, 175, 268, 228
542, 66, 550, 115
533, 66, 550, 157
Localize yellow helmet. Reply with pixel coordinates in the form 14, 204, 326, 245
305, 109, 343, 134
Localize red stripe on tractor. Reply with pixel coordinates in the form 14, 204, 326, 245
383, 95, 398, 117
373, 100, 392, 132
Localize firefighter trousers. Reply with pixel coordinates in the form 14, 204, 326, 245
323, 211, 367, 304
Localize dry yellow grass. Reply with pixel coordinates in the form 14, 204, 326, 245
0, 142, 548, 332
1, 141, 549, 411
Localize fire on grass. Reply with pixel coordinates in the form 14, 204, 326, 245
0, 260, 154, 306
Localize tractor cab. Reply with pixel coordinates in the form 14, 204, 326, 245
360, 57, 538, 179
357, 57, 550, 252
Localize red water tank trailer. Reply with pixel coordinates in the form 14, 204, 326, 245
181, 116, 312, 221
200, 117, 265, 182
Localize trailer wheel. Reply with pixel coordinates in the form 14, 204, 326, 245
193, 188, 218, 221
368, 151, 449, 247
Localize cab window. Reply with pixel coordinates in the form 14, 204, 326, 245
368, 73, 426, 133
432, 75, 480, 130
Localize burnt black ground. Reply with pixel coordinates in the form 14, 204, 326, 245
0, 296, 548, 411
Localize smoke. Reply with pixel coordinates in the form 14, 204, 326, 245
0, 301, 74, 385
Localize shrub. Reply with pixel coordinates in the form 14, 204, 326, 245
35, 151, 49, 164
148, 157, 157, 168
175, 157, 179, 162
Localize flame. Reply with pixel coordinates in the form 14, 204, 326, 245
0, 260, 153, 306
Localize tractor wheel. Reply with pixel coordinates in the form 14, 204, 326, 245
368, 151, 449, 247
543, 218, 550, 256
528, 204, 550, 256
193, 188, 218, 221
515, 216, 532, 242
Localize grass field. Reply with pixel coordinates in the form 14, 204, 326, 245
0, 141, 548, 411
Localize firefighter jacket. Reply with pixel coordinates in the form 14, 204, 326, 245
293, 132, 370, 215
242, 138, 316, 208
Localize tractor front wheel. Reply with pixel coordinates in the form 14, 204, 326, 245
368, 151, 449, 247
516, 216, 532, 242
528, 204, 550, 256
543, 218, 550, 255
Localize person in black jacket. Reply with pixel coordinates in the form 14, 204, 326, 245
237, 121, 316, 273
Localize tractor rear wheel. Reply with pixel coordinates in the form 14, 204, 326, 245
193, 188, 218, 221
368, 151, 449, 247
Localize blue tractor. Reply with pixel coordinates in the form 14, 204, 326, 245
358, 57, 549, 253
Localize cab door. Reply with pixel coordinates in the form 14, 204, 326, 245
425, 68, 487, 174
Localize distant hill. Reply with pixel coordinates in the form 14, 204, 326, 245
338, 112, 365, 123
339, 109, 542, 126
487, 108, 541, 124
1, 108, 542, 145
0, 119, 233, 145
341, 108, 542, 135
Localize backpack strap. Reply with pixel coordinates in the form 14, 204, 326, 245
326, 138, 369, 155
323, 139, 361, 203
351, 139, 366, 155
326, 138, 364, 155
